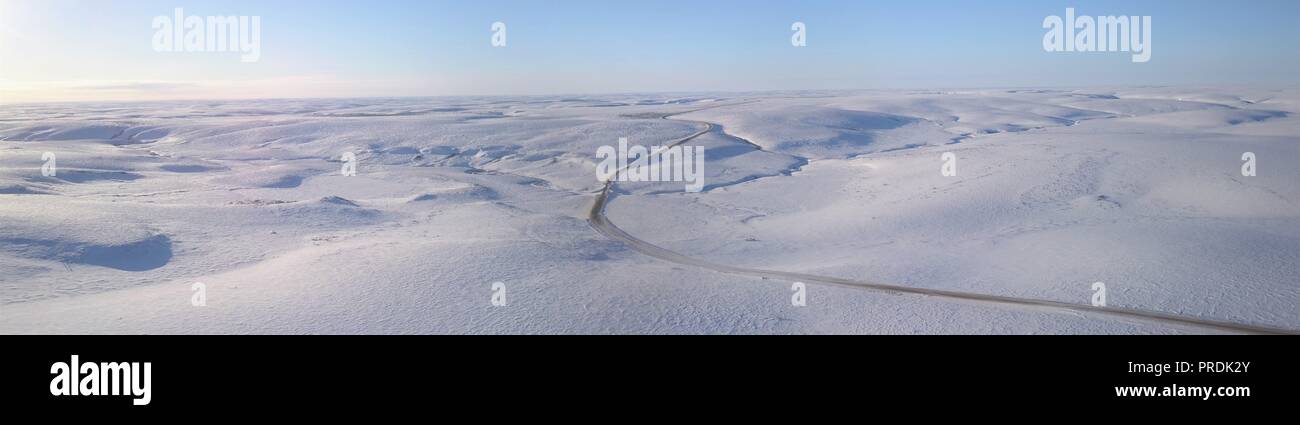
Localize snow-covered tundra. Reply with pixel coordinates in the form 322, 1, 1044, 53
1, 87, 1297, 334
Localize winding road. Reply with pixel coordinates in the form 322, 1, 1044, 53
585, 107, 1297, 335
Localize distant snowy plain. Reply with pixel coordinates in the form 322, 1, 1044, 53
1, 87, 1297, 334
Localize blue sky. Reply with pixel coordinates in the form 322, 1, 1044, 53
1, 0, 1298, 102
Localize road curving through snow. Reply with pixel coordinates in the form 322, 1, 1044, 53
586, 107, 1298, 335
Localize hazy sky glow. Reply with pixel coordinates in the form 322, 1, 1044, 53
1, 0, 1298, 103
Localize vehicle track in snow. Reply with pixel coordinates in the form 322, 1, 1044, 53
586, 105, 1297, 335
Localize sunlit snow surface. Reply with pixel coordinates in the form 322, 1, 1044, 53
1, 87, 1297, 334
